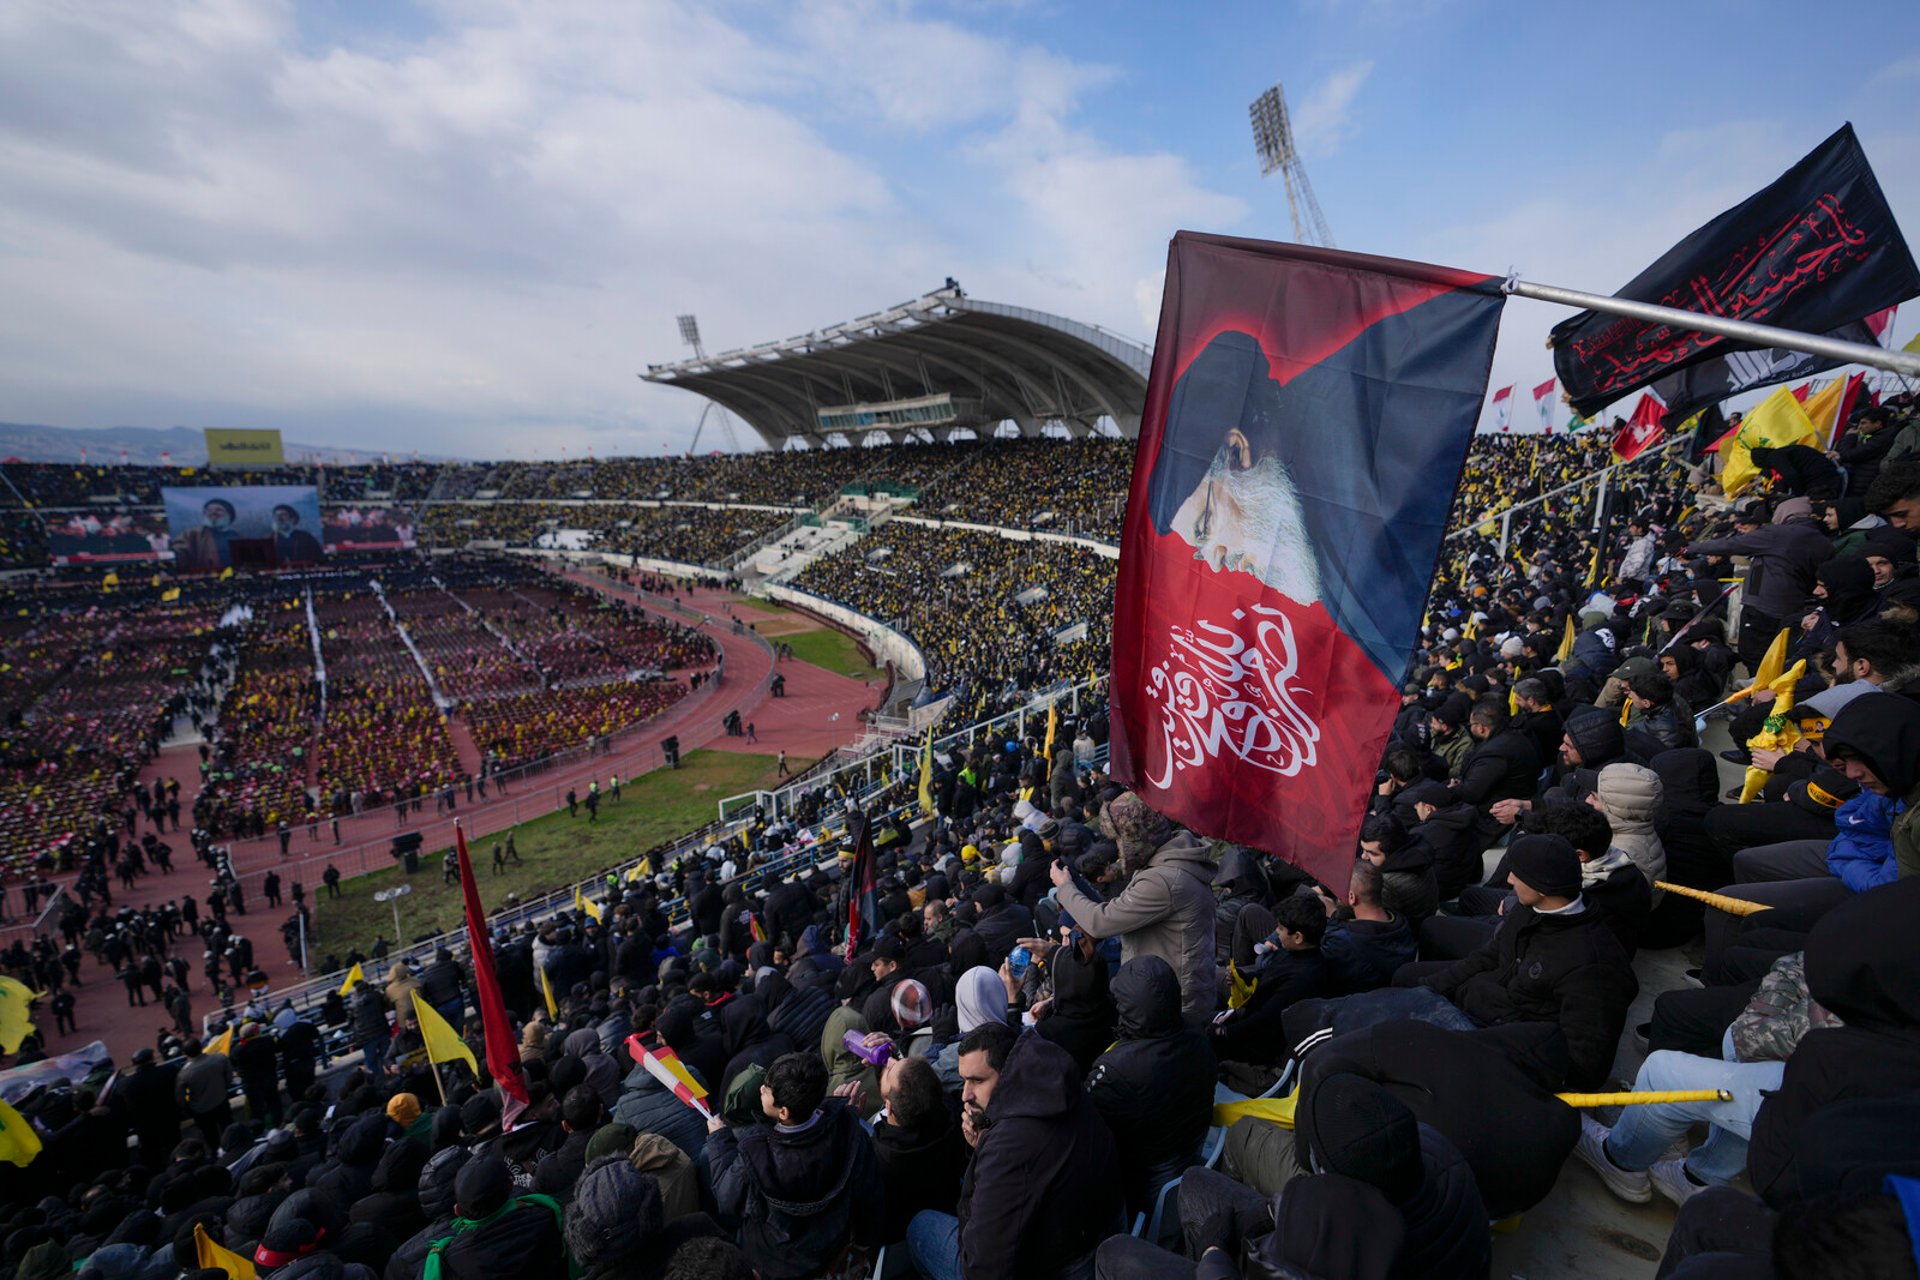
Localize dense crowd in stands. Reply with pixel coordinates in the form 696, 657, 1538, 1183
790, 522, 1116, 720
5, 396, 1920, 1278
414, 502, 775, 568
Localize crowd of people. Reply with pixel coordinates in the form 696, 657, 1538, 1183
788, 523, 1117, 721
5, 391, 1920, 1277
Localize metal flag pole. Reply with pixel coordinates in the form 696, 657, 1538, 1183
1505, 277, 1920, 380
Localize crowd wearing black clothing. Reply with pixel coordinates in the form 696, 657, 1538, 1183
4, 398, 1920, 1278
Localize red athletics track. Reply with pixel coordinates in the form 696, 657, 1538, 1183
10, 574, 886, 1064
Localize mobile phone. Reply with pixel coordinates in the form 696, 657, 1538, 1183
1008, 946, 1031, 979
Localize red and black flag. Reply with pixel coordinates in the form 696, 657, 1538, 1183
454, 824, 529, 1114
1552, 124, 1919, 416
840, 812, 878, 962
1110, 232, 1505, 891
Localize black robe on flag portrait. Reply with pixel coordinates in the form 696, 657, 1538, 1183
1111, 233, 1505, 892
1551, 124, 1919, 416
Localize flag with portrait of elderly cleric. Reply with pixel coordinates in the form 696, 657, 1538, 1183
1109, 232, 1505, 889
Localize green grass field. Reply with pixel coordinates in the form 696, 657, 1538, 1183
780, 628, 884, 681
310, 749, 808, 957
733, 597, 793, 616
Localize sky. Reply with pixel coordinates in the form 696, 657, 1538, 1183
1, 0, 1917, 457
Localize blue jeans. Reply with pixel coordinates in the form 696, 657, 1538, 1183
361, 1037, 388, 1080
1604, 1049, 1785, 1185
907, 1211, 961, 1280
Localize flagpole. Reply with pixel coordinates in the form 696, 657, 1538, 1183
1507, 277, 1920, 379
431, 1060, 448, 1107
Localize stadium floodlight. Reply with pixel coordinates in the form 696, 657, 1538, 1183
1248, 84, 1335, 248
676, 314, 703, 351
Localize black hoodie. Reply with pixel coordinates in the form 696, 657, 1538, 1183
1085, 956, 1216, 1215
958, 1033, 1124, 1279
706, 1099, 883, 1280
870, 1096, 969, 1241
1749, 877, 1920, 1208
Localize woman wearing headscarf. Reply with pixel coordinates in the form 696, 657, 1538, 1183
932, 965, 1012, 1091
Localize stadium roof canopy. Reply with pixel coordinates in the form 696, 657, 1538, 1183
642, 286, 1152, 448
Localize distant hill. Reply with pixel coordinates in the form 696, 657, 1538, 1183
0, 423, 461, 465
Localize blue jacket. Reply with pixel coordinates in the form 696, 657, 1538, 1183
1826, 791, 1902, 893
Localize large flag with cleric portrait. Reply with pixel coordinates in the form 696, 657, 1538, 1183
1110, 232, 1505, 889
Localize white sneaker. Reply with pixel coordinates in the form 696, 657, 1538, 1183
1649, 1157, 1705, 1208
1573, 1115, 1652, 1203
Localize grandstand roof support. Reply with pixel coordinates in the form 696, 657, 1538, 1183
643, 287, 1151, 449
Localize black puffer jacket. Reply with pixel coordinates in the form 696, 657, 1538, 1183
1749, 876, 1920, 1208
383, 1147, 467, 1280
1034, 943, 1116, 1075
610, 1060, 708, 1160
1301, 1020, 1576, 1218
1085, 957, 1216, 1215
426, 1196, 567, 1280
1420, 903, 1637, 1090
958, 1034, 1124, 1278
706, 1100, 884, 1280
870, 1100, 969, 1241
1454, 730, 1543, 836
762, 974, 833, 1058
350, 986, 389, 1045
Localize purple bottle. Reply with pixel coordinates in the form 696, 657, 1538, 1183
843, 1029, 893, 1067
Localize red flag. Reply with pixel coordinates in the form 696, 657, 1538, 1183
1830, 371, 1867, 447
1611, 393, 1666, 461
1532, 378, 1557, 432
1110, 232, 1507, 892
455, 824, 529, 1111
842, 815, 877, 962
1790, 382, 1811, 402
1490, 384, 1513, 432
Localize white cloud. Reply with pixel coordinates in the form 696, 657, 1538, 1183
1290, 60, 1374, 160
0, 0, 1242, 454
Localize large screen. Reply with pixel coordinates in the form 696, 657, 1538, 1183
161, 485, 324, 571
323, 504, 417, 553
47, 510, 174, 566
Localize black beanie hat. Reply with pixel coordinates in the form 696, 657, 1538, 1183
1507, 834, 1583, 899
1295, 1073, 1423, 1204
454, 1157, 513, 1220
254, 1189, 341, 1269
563, 1156, 663, 1270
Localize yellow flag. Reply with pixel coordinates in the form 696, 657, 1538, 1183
916, 724, 934, 816
1043, 698, 1057, 760
0, 1098, 43, 1168
574, 886, 602, 923
219, 566, 235, 580
1227, 960, 1257, 1010
1751, 627, 1791, 691
1215, 1086, 1300, 1130
409, 990, 477, 1075
541, 965, 558, 1018
1720, 385, 1818, 496
0, 977, 39, 1054
1800, 378, 1848, 448
207, 1027, 233, 1056
194, 1221, 255, 1280
161, 587, 181, 602
339, 962, 366, 996
1555, 616, 1577, 664
1905, 331, 1920, 356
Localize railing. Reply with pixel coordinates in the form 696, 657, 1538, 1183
1443, 437, 1684, 558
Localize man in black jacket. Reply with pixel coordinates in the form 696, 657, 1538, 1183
872, 1055, 970, 1242
1411, 835, 1638, 1090
910, 1022, 1124, 1280
419, 947, 466, 1026
1451, 699, 1543, 851
1689, 504, 1834, 672
1086, 956, 1215, 1218
706, 1051, 884, 1280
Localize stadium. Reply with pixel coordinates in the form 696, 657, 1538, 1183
5, 34, 1920, 1280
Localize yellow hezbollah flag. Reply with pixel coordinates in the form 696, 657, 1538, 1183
1751, 628, 1792, 693
1043, 698, 1058, 760
207, 1026, 233, 1056
161, 587, 182, 602
1215, 1086, 1300, 1130
0, 1098, 43, 1168
339, 962, 366, 996
574, 886, 602, 923
541, 965, 558, 1018
409, 989, 477, 1075
1800, 378, 1848, 448
916, 725, 934, 816
194, 1221, 255, 1280
1555, 616, 1577, 664
219, 566, 235, 580
1721, 385, 1819, 497
0, 977, 39, 1054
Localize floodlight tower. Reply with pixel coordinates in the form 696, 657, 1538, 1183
1249, 85, 1335, 248
677, 314, 740, 454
